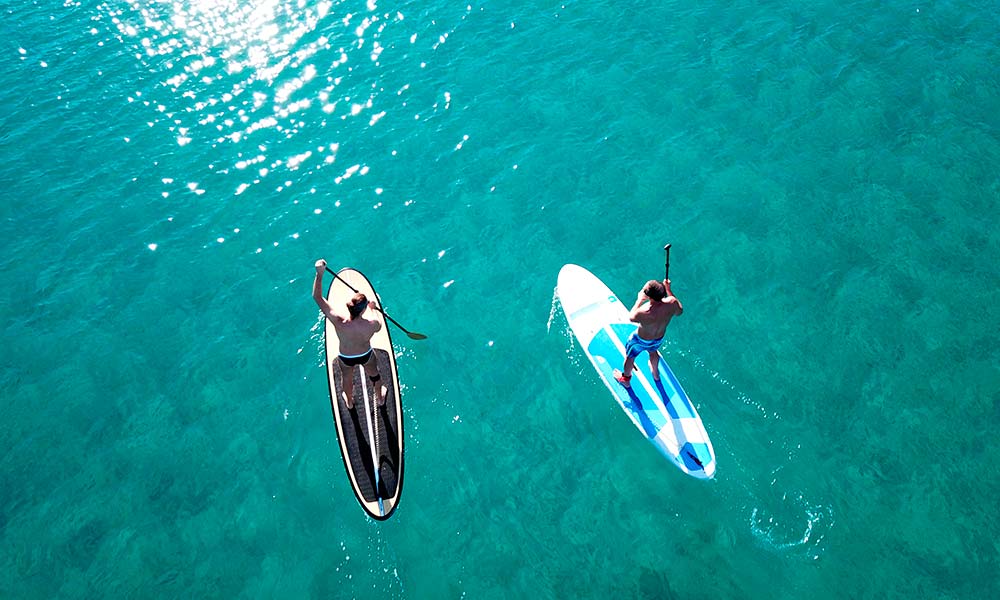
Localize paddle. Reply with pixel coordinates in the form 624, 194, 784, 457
664, 243, 671, 281
325, 266, 428, 340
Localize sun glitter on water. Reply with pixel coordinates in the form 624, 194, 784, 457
101, 0, 429, 214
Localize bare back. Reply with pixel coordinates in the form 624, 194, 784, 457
631, 297, 682, 340
331, 308, 381, 355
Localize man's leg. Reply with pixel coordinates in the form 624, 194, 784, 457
648, 350, 661, 381
623, 355, 636, 377
340, 362, 355, 409
364, 359, 387, 406
614, 355, 636, 387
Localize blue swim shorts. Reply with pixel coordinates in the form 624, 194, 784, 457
625, 332, 663, 359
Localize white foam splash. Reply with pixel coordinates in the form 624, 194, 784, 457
545, 286, 560, 333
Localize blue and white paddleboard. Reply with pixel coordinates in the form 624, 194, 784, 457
557, 264, 716, 479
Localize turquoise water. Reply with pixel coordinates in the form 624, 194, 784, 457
2, 0, 998, 597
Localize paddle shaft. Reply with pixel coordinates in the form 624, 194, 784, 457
325, 266, 426, 340
664, 244, 671, 281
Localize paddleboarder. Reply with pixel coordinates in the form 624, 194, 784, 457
313, 259, 386, 408
613, 278, 683, 388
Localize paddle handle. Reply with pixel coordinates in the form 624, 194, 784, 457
664, 244, 671, 281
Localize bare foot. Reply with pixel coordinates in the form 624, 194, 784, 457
341, 390, 355, 410
377, 385, 387, 406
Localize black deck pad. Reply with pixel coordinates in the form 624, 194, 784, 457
332, 348, 400, 502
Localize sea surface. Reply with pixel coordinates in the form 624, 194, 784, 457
2, 0, 998, 598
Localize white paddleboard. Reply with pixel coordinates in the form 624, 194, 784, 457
324, 268, 405, 519
557, 264, 716, 479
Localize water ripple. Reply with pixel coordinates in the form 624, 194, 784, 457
90, 0, 476, 255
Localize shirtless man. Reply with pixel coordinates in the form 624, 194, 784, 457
313, 259, 386, 408
613, 278, 683, 388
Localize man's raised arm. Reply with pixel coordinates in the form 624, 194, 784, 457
313, 259, 335, 320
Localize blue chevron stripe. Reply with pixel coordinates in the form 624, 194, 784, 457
588, 328, 668, 437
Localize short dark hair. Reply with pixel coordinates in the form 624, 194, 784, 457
643, 280, 666, 301
347, 293, 368, 318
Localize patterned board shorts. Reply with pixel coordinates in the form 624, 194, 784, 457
625, 332, 663, 359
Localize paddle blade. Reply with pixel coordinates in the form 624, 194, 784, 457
406, 331, 428, 340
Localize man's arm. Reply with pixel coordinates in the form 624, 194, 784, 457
312, 259, 336, 320
664, 279, 683, 315
365, 298, 383, 332
628, 290, 648, 323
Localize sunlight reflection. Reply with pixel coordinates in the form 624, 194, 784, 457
103, 0, 465, 229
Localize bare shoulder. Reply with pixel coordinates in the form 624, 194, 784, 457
630, 304, 652, 322
665, 295, 683, 314
320, 302, 341, 323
